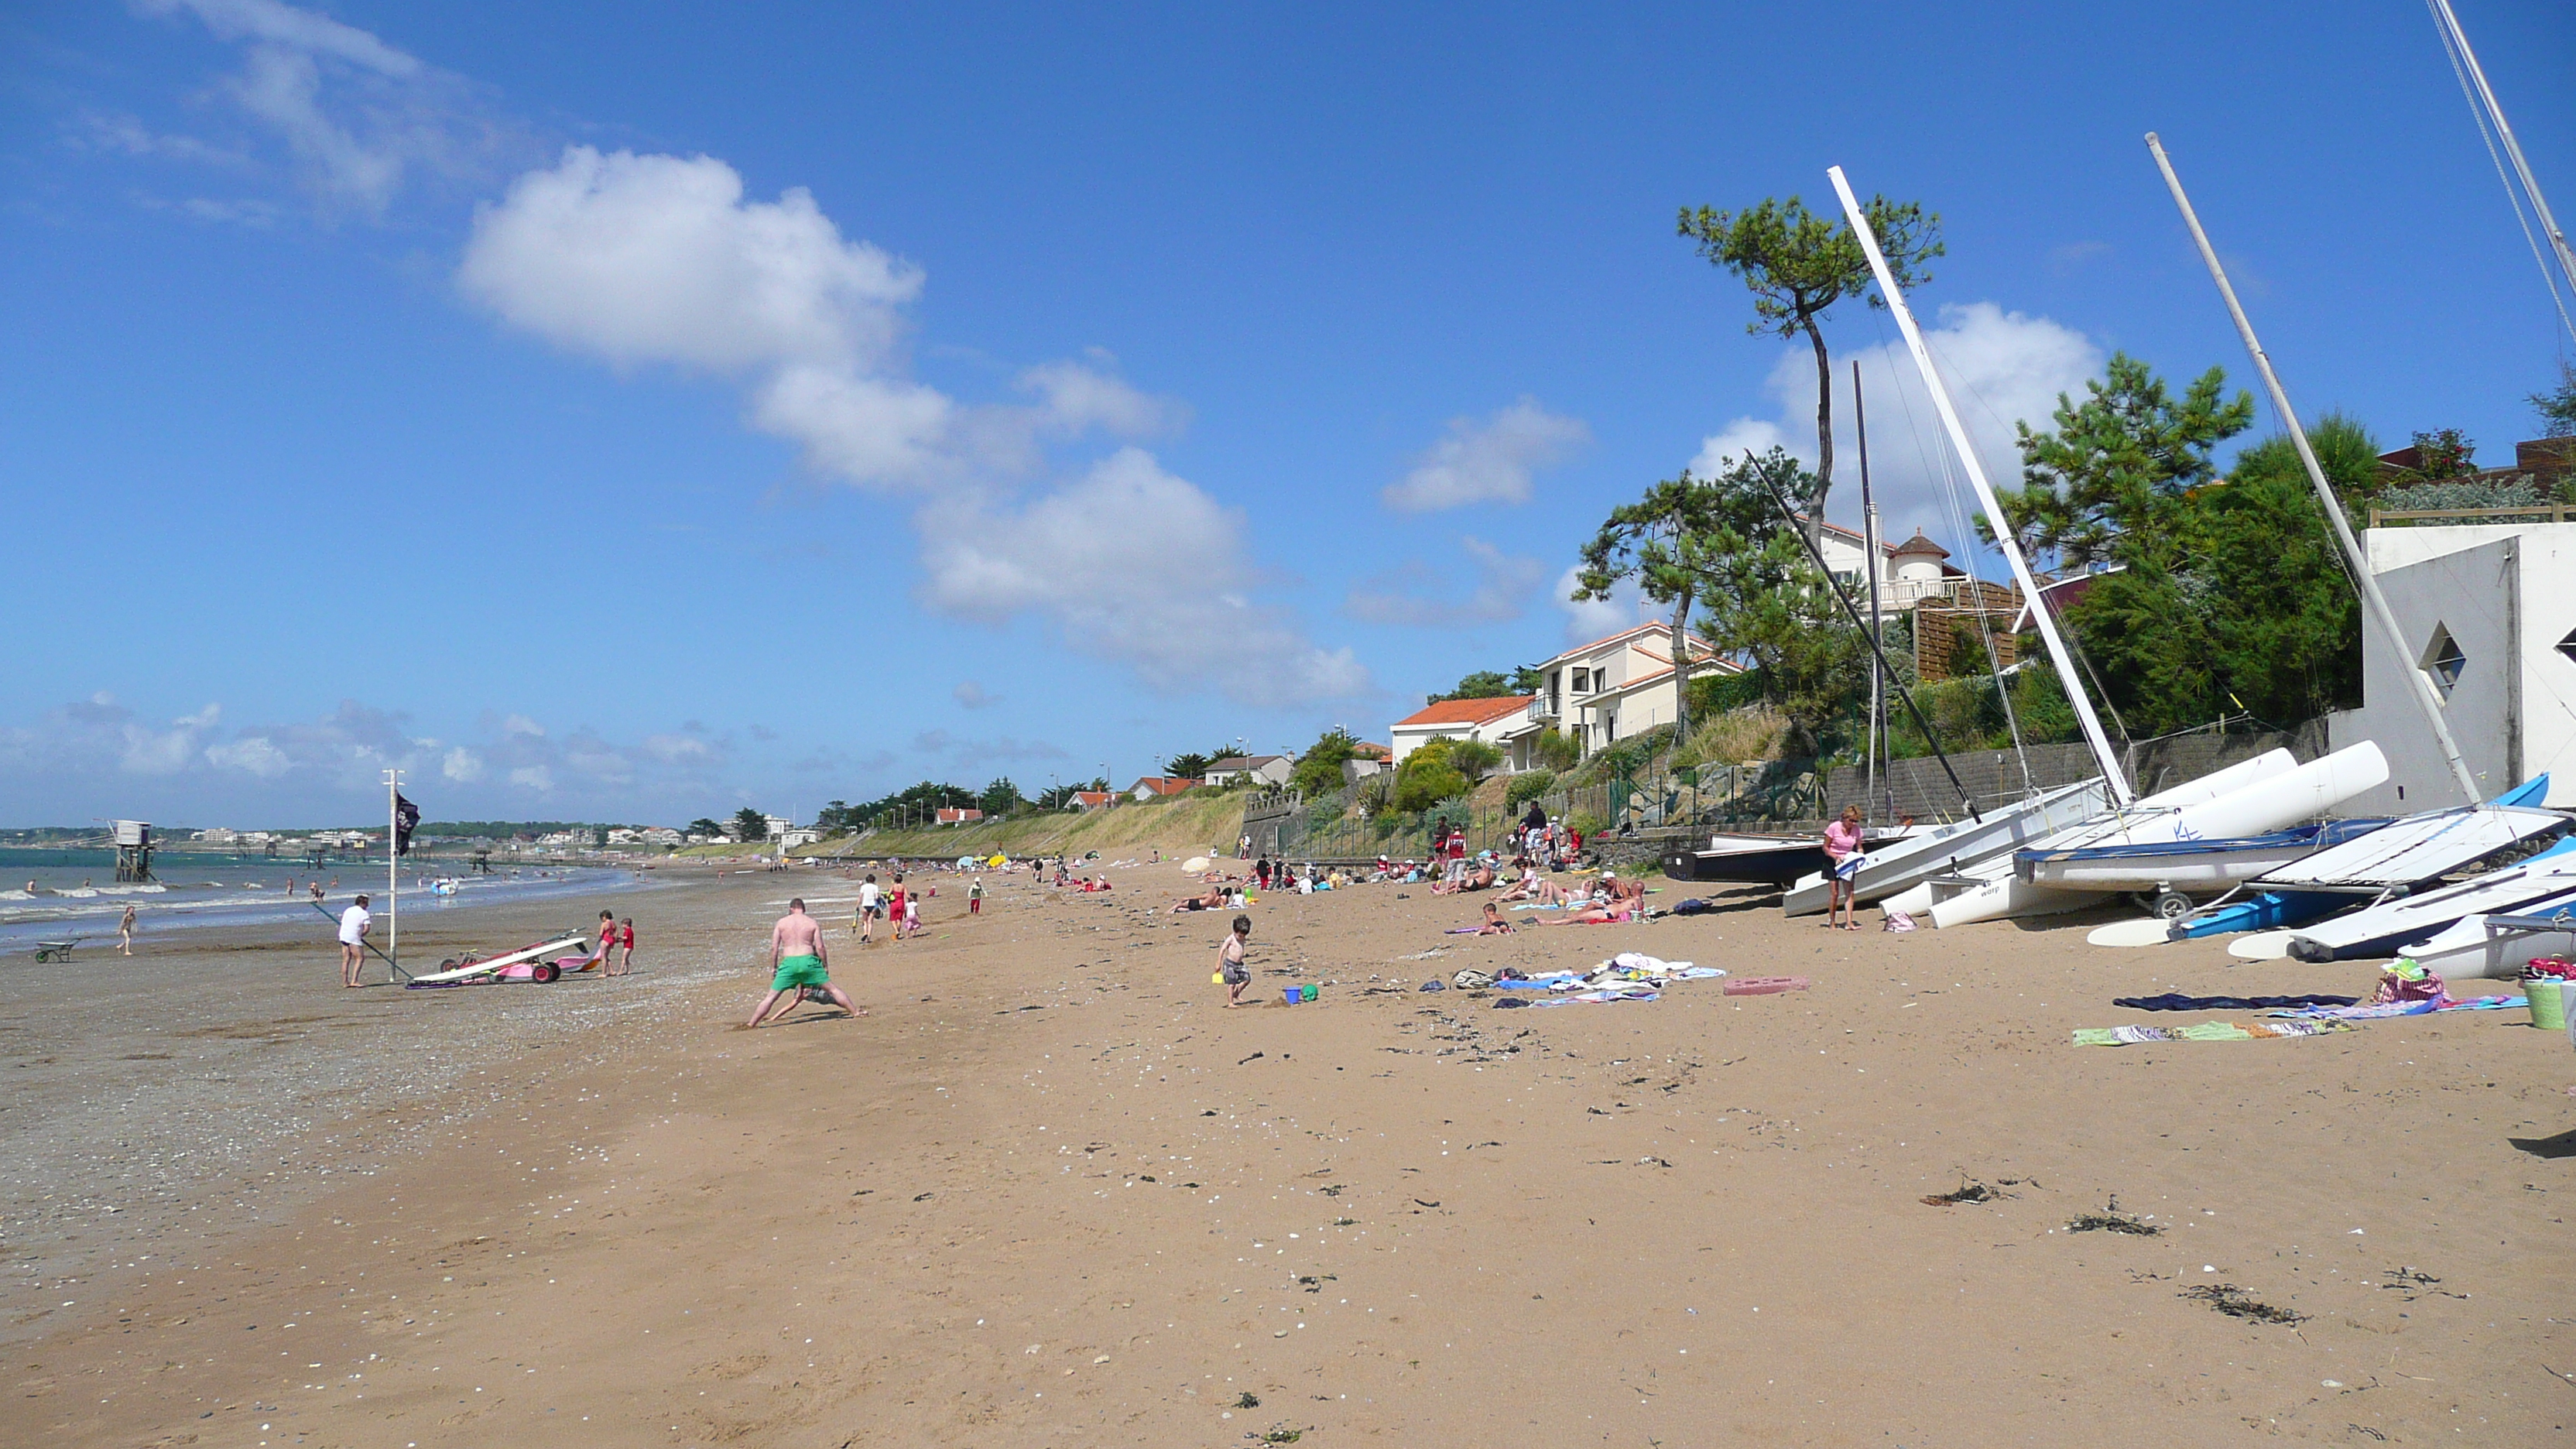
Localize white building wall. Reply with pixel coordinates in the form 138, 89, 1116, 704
2328, 522, 2576, 810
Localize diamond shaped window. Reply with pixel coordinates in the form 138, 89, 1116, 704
2420, 624, 2466, 698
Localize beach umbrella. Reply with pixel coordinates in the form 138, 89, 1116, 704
1183, 855, 1212, 874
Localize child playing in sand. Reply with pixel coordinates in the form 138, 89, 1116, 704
1474, 900, 1514, 934
613, 917, 636, 975
1215, 913, 1252, 1006
968, 877, 983, 915
903, 892, 921, 937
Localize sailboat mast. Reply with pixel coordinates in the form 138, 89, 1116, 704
1826, 166, 2136, 807
1856, 359, 1884, 826
2144, 133, 2483, 807
2427, 0, 2576, 336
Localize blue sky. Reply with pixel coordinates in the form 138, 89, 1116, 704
4, 1, 2570, 827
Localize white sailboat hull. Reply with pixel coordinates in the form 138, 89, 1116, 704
1882, 748, 2300, 918
2396, 888, 2576, 980
1781, 777, 2112, 916
2283, 840, 2576, 962
1907, 744, 2387, 929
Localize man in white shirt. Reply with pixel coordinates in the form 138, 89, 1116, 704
338, 894, 372, 988
857, 875, 882, 943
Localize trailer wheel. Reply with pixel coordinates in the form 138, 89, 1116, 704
2150, 890, 2194, 921
533, 962, 561, 984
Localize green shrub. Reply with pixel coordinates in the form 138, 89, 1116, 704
1505, 769, 1555, 807
1393, 761, 1468, 814
1533, 728, 1580, 772
1447, 738, 1503, 780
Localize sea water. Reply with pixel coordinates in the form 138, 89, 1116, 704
0, 846, 656, 947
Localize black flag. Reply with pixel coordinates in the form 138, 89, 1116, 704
395, 793, 421, 856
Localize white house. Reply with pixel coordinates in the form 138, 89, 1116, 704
1389, 695, 1534, 766
639, 826, 684, 847
1808, 521, 1974, 615
1496, 622, 1736, 769
1204, 754, 1293, 787
2328, 519, 2576, 810
193, 827, 239, 845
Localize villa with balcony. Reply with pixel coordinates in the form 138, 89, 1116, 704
1494, 622, 1738, 771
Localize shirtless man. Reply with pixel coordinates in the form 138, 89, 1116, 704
745, 898, 861, 1026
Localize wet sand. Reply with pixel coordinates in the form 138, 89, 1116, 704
4, 865, 2571, 1445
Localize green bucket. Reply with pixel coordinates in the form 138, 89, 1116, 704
2526, 975, 2569, 1033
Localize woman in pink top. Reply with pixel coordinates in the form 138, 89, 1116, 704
1822, 805, 1865, 931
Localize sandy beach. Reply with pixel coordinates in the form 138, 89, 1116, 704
5, 862, 2571, 1446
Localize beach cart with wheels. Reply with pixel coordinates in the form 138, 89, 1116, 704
32, 940, 80, 963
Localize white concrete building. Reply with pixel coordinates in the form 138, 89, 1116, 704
2328, 520, 2576, 810
1389, 695, 1534, 766
1204, 754, 1293, 787
1497, 622, 1738, 769
1811, 522, 1973, 615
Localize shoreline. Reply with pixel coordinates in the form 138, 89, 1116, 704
5, 862, 2570, 1444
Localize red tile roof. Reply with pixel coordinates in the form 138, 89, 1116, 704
1393, 695, 1534, 728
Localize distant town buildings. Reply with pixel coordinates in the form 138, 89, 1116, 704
1204, 754, 1293, 787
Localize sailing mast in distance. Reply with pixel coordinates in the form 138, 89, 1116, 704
2144, 132, 2482, 807
1824, 166, 2136, 808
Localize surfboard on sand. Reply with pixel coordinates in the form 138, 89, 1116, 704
2086, 918, 2176, 948
407, 935, 589, 986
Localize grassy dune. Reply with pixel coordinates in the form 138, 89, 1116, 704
794, 793, 1252, 862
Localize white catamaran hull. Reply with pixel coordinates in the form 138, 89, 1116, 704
2395, 886, 2576, 980
1898, 743, 2387, 929
1879, 749, 2300, 919
1782, 777, 2112, 917
2283, 838, 2576, 963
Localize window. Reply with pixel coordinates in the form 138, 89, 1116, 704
2420, 624, 2466, 698
1571, 668, 1591, 694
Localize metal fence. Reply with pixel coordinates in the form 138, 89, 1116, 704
1249, 759, 1826, 863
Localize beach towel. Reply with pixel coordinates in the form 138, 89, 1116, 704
2272, 994, 2525, 1021
2072, 1019, 2353, 1046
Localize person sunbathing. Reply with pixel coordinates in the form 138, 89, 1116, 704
1430, 860, 1498, 895
1533, 898, 1635, 926
1170, 885, 1229, 913
1471, 900, 1515, 934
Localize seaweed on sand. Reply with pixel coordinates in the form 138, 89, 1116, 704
2180, 1283, 2306, 1325
1921, 1179, 2013, 1207
2067, 1198, 2163, 1235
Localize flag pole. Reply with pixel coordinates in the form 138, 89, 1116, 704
385, 768, 401, 971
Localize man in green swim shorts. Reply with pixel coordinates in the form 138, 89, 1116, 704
745, 898, 862, 1027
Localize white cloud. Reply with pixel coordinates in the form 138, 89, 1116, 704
1019, 356, 1184, 438
461, 148, 923, 375
461, 147, 1365, 706
204, 735, 291, 777
952, 680, 998, 710
441, 745, 485, 783
1382, 397, 1590, 512
1345, 537, 1549, 627
508, 765, 554, 793
639, 733, 712, 764
500, 713, 544, 737
137, 0, 509, 218
920, 448, 1368, 707
149, 0, 422, 74
1553, 563, 1649, 646
1686, 417, 1795, 480
1684, 302, 2103, 551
